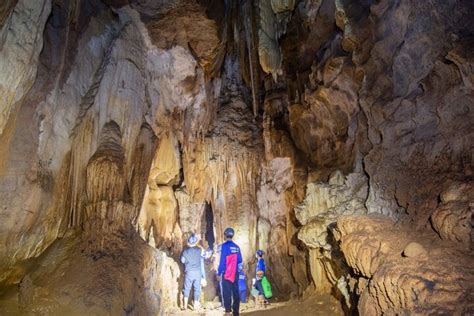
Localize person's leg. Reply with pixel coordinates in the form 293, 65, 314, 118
231, 280, 240, 316
219, 279, 225, 309
222, 279, 232, 313
239, 290, 247, 303
182, 273, 192, 309
255, 279, 264, 296
191, 273, 201, 300
192, 275, 202, 310
254, 280, 265, 307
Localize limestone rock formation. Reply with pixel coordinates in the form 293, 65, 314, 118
0, 0, 51, 136
296, 171, 368, 307
0, 1, 219, 313
0, 0, 473, 314
289, 57, 362, 170
431, 181, 473, 249
258, 0, 296, 77
335, 215, 474, 315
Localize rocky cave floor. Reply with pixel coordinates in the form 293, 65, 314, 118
0, 0, 473, 315
169, 295, 343, 316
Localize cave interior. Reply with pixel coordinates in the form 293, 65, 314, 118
0, 0, 473, 315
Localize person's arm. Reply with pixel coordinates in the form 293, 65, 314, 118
200, 256, 206, 279
237, 247, 243, 272
217, 244, 226, 276
180, 251, 186, 264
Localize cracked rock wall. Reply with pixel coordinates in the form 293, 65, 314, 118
0, 1, 219, 314
0, 0, 473, 314
281, 0, 474, 313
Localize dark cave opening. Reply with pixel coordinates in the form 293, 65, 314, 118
203, 201, 215, 250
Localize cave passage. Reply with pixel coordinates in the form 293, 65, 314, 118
0, 0, 472, 315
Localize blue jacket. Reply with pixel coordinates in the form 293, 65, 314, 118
238, 271, 247, 291
217, 240, 243, 283
256, 258, 265, 275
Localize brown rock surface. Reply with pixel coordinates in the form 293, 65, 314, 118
0, 0, 473, 314
335, 215, 474, 315
431, 182, 474, 249
0, 1, 220, 313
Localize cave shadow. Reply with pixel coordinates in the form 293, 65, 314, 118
325, 222, 359, 316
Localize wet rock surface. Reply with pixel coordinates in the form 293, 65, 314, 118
0, 0, 473, 314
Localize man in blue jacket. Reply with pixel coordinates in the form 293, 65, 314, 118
217, 227, 243, 316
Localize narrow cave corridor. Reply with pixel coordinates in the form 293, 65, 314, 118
0, 0, 473, 315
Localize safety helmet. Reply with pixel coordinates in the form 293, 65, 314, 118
187, 234, 199, 246
256, 249, 264, 257
224, 227, 234, 238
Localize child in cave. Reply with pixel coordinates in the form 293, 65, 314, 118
252, 249, 269, 307
238, 268, 247, 303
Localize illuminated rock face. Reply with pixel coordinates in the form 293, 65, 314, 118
286, 0, 474, 313
334, 215, 474, 315
0, 2, 212, 313
0, 0, 473, 314
0, 0, 51, 136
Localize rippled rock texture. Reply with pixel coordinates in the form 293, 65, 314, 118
0, 0, 473, 314
0, 1, 215, 313
287, 0, 474, 313
335, 215, 474, 314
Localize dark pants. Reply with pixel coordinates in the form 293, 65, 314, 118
222, 279, 240, 315
254, 279, 264, 296
239, 290, 247, 303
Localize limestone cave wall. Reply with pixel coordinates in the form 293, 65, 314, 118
0, 0, 472, 315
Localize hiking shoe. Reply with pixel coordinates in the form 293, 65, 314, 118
192, 301, 201, 312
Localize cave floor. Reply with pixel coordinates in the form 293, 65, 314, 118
169, 294, 344, 315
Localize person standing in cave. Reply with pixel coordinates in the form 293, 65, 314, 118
238, 268, 248, 303
252, 249, 269, 307
217, 227, 243, 316
180, 234, 207, 311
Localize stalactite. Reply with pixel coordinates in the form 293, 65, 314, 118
1, 0, 473, 314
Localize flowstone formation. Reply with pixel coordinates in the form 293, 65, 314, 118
0, 0, 473, 315
0, 1, 215, 314
285, 0, 474, 314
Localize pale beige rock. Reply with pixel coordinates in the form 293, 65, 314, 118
0, 0, 51, 136
138, 185, 182, 253
257, 157, 301, 295
271, 0, 296, 13
258, 0, 295, 77
403, 242, 427, 258
175, 188, 206, 235
148, 131, 181, 185
182, 97, 262, 263
295, 172, 368, 226
296, 172, 368, 306
0, 2, 220, 313
336, 215, 474, 315
1, 0, 474, 314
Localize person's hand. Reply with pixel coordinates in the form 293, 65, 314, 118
201, 279, 207, 287
216, 274, 222, 282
